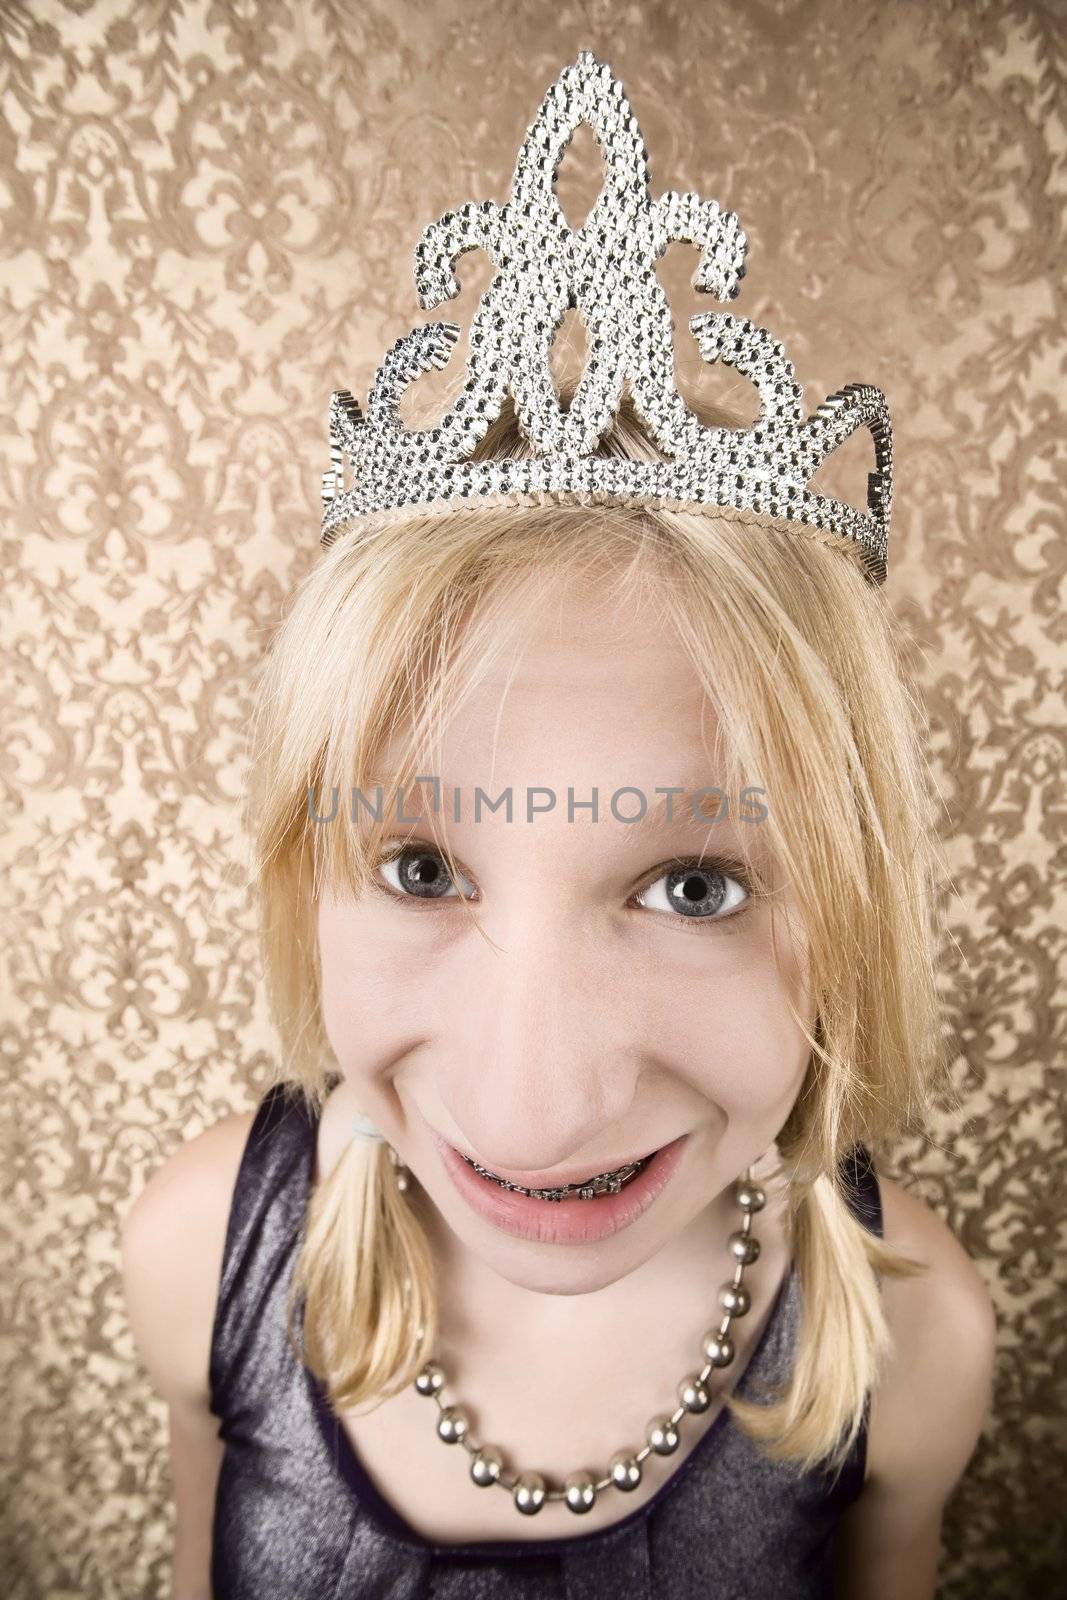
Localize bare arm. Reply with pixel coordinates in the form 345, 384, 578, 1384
833, 1175, 997, 1600
121, 1112, 255, 1600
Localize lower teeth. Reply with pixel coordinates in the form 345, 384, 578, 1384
461, 1152, 653, 1201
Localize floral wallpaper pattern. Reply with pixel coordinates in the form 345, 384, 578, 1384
1, 1, 1064, 1596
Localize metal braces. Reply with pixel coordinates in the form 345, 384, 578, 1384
460, 1152, 650, 1201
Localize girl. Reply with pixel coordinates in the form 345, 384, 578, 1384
122, 51, 995, 1600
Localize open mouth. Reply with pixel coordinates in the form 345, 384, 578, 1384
431, 1124, 690, 1244
458, 1151, 655, 1201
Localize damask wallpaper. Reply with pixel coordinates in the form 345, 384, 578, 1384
1, 1, 1064, 1597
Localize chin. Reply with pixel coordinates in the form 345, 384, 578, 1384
414, 1154, 709, 1300
456, 1224, 669, 1298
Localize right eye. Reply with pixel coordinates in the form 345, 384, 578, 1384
375, 842, 476, 903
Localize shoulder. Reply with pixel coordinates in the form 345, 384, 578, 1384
866, 1169, 997, 1499
121, 1110, 257, 1408
833, 1172, 996, 1591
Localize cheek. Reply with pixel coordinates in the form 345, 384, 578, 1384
317, 897, 384, 1075
316, 896, 445, 1079
317, 946, 365, 1072
640, 919, 813, 1116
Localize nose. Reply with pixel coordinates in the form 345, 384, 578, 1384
442, 893, 643, 1173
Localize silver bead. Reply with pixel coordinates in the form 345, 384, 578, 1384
395, 1166, 410, 1193
736, 1180, 766, 1211
609, 1451, 642, 1491
470, 1446, 503, 1486
678, 1374, 711, 1413
719, 1283, 751, 1316
702, 1332, 735, 1367
415, 1361, 445, 1396
436, 1405, 469, 1443
514, 1471, 547, 1514
728, 1230, 760, 1265
647, 1414, 680, 1454
564, 1471, 597, 1513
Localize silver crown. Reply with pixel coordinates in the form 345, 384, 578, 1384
320, 50, 891, 584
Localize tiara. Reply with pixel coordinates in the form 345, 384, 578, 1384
320, 50, 892, 584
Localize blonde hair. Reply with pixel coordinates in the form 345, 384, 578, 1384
243, 392, 944, 1478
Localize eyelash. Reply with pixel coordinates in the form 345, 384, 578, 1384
368, 839, 759, 934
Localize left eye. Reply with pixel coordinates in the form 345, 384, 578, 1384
634, 862, 749, 923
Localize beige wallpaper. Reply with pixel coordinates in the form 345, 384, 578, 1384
1, 1, 1064, 1596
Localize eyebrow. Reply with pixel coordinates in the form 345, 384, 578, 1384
618, 785, 745, 834
367, 776, 757, 833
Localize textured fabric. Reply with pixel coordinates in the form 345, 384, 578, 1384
209, 1084, 884, 1600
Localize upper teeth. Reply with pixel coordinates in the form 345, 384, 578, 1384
461, 1153, 650, 1201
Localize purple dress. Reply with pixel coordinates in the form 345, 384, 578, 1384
209, 1083, 881, 1599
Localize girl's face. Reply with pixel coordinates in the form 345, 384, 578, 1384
317, 563, 814, 1296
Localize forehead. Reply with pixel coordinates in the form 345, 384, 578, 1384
364, 561, 772, 868
385, 562, 721, 778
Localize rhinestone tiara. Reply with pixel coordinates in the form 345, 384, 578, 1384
320, 49, 892, 584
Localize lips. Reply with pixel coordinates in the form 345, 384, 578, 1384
427, 1123, 690, 1245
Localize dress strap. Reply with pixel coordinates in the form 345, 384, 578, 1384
208, 1081, 318, 1419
